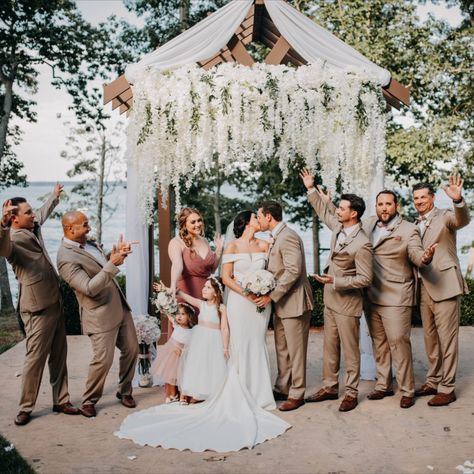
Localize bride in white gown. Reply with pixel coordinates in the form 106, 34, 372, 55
115, 211, 290, 452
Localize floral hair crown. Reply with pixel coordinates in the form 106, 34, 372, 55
209, 276, 224, 295
178, 302, 196, 315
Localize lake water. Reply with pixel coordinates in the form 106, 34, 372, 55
1, 182, 472, 298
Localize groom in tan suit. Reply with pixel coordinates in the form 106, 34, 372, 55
1, 186, 79, 426
256, 201, 314, 411
413, 174, 470, 406
301, 169, 373, 412
57, 211, 139, 417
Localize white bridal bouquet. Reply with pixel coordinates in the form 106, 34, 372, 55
241, 269, 277, 313
153, 288, 178, 316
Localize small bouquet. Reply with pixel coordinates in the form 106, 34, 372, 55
153, 287, 178, 316
133, 314, 162, 387
241, 269, 277, 313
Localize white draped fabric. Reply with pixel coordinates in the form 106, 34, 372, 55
125, 0, 254, 83
125, 0, 391, 86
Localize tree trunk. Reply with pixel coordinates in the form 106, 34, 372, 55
0, 77, 14, 164
0, 256, 14, 313
179, 0, 190, 32
213, 169, 221, 235
312, 211, 320, 274
96, 134, 106, 244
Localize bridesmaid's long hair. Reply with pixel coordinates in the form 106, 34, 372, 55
177, 207, 204, 255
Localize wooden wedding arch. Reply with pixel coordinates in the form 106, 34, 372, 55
103, 0, 410, 338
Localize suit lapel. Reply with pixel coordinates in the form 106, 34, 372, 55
14, 228, 57, 274
421, 207, 439, 241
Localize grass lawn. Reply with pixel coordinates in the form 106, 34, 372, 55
0, 434, 35, 474
0, 310, 24, 355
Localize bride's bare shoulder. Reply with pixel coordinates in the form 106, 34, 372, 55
224, 241, 238, 254
256, 239, 270, 251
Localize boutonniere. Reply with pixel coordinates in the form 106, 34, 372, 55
393, 235, 402, 241
425, 219, 431, 229
338, 241, 349, 250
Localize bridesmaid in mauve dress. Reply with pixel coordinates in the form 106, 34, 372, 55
168, 208, 224, 333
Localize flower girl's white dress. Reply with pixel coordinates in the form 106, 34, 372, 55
179, 301, 227, 400
115, 253, 290, 452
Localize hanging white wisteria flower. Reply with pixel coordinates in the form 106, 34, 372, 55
126, 60, 386, 223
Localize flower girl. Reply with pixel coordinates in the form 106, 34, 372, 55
177, 277, 229, 402
150, 302, 196, 404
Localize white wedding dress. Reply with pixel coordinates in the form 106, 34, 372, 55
115, 252, 290, 452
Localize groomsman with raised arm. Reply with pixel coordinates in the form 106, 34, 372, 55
300, 169, 373, 412
0, 185, 80, 426
413, 174, 470, 406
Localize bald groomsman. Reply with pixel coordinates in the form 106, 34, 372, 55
57, 211, 139, 417
301, 169, 373, 412
413, 174, 470, 406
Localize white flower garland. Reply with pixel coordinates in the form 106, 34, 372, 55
127, 61, 386, 223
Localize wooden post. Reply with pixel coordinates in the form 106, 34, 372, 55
157, 189, 172, 343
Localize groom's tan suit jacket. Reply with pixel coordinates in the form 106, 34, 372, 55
268, 223, 314, 318
267, 222, 313, 400
0, 193, 70, 412
57, 239, 130, 334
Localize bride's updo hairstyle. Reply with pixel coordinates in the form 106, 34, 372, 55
233, 211, 253, 239
177, 207, 204, 253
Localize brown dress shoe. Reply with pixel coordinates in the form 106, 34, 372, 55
14, 411, 31, 426
400, 396, 415, 409
278, 398, 305, 411
53, 402, 80, 415
367, 389, 395, 400
273, 390, 288, 401
428, 391, 456, 407
305, 388, 338, 403
415, 383, 437, 397
116, 392, 136, 408
338, 395, 358, 412
80, 404, 97, 418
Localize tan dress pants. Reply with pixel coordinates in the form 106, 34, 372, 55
82, 310, 139, 406
273, 311, 311, 400
365, 304, 415, 396
322, 308, 360, 397
19, 301, 70, 412
419, 281, 460, 394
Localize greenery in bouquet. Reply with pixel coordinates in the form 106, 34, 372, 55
152, 288, 178, 316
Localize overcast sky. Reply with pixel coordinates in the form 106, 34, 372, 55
12, 1, 464, 182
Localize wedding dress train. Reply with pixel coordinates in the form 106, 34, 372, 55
115, 252, 290, 452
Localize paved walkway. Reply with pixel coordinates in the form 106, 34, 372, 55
1, 328, 473, 474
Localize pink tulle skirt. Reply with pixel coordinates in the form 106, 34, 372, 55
151, 338, 185, 386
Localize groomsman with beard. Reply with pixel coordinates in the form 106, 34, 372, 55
300, 169, 373, 412
361, 191, 437, 408
413, 175, 470, 406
